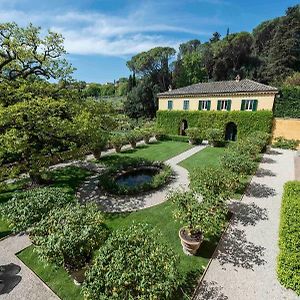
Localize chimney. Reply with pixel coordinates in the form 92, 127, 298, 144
235, 74, 241, 82
168, 85, 172, 91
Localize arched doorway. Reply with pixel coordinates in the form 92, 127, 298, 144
225, 122, 237, 141
179, 120, 188, 136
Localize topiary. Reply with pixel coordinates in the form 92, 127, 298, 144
185, 127, 203, 145
82, 223, 180, 300
206, 128, 225, 147
247, 131, 271, 152
220, 149, 257, 175
228, 139, 260, 160
189, 165, 240, 201
125, 130, 139, 149
30, 203, 108, 271
0, 187, 74, 232
109, 134, 126, 153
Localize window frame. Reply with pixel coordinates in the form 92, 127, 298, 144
183, 100, 190, 111
245, 100, 254, 111
198, 100, 209, 111
167, 100, 173, 110
220, 100, 228, 110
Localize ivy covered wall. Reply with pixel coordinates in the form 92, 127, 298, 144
274, 87, 300, 118
156, 110, 273, 139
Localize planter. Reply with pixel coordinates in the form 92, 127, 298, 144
179, 228, 203, 256
143, 137, 150, 144
130, 142, 136, 149
92, 149, 102, 160
114, 145, 122, 153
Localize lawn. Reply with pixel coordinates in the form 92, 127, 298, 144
115, 140, 193, 161
18, 200, 220, 299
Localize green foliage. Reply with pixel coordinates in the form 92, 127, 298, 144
0, 187, 74, 232
169, 190, 227, 237
156, 110, 273, 139
189, 165, 240, 201
30, 203, 108, 270
82, 223, 180, 300
99, 159, 172, 195
274, 86, 300, 118
109, 134, 127, 152
124, 130, 140, 148
247, 131, 271, 152
273, 136, 300, 150
160, 134, 189, 143
206, 128, 225, 147
228, 139, 260, 160
277, 181, 300, 295
185, 127, 203, 144
220, 150, 256, 175
0, 22, 74, 81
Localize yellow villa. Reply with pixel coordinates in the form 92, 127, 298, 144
158, 78, 278, 112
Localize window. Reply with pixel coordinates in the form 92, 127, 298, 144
198, 100, 211, 111
217, 100, 231, 111
241, 99, 258, 111
167, 100, 173, 110
183, 100, 189, 110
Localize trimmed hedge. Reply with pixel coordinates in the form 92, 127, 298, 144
274, 87, 300, 118
156, 110, 273, 139
277, 181, 300, 295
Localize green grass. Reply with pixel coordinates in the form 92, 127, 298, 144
113, 140, 193, 161
179, 146, 226, 172
17, 246, 83, 300
19, 200, 220, 299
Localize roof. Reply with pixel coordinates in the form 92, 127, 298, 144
158, 79, 278, 98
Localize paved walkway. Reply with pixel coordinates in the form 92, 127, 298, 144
194, 149, 299, 300
77, 143, 207, 212
0, 234, 59, 300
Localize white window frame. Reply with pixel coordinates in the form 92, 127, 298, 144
220, 100, 228, 110
183, 100, 189, 110
199, 100, 209, 110
245, 100, 254, 111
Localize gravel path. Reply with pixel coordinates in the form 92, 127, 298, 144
194, 149, 299, 300
77, 144, 207, 212
0, 234, 59, 300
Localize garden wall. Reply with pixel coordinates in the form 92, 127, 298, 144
156, 110, 273, 139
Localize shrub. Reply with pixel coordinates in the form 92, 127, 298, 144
109, 134, 126, 152
220, 150, 257, 175
206, 128, 225, 147
125, 130, 139, 149
169, 190, 227, 237
30, 203, 108, 270
277, 181, 300, 295
91, 138, 108, 160
153, 127, 166, 140
273, 136, 300, 150
229, 139, 260, 160
160, 134, 189, 143
82, 223, 180, 300
189, 165, 240, 201
247, 131, 271, 152
0, 187, 74, 232
98, 159, 172, 195
185, 127, 203, 145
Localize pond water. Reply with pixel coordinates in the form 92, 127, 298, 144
115, 168, 158, 187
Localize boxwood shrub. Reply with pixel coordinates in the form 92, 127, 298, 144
277, 181, 300, 295
156, 110, 273, 139
0, 187, 74, 232
273, 137, 300, 150
30, 203, 108, 270
82, 223, 180, 300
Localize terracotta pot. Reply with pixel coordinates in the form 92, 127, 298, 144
70, 268, 86, 286
92, 149, 102, 160
179, 228, 203, 256
130, 142, 136, 149
114, 145, 122, 153
143, 137, 150, 144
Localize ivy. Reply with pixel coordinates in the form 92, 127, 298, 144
274, 87, 300, 118
156, 110, 273, 139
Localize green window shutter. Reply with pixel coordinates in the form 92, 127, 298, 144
227, 100, 231, 111
198, 101, 202, 110
207, 100, 211, 111
252, 100, 258, 111
217, 100, 221, 111
241, 100, 246, 111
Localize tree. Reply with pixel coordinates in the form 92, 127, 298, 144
0, 22, 74, 81
124, 79, 159, 119
210, 32, 221, 43
178, 39, 201, 58
126, 47, 176, 91
0, 98, 115, 183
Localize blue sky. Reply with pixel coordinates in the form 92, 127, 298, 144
0, 0, 298, 83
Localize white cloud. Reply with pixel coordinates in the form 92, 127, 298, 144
0, 2, 220, 57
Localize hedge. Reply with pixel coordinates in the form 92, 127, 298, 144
156, 110, 273, 139
274, 87, 300, 118
277, 181, 300, 295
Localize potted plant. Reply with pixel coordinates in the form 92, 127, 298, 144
154, 127, 165, 141
125, 130, 139, 149
186, 127, 203, 145
169, 190, 227, 255
206, 128, 225, 147
140, 128, 153, 144
110, 134, 126, 153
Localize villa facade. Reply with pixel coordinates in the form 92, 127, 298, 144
158, 79, 278, 112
